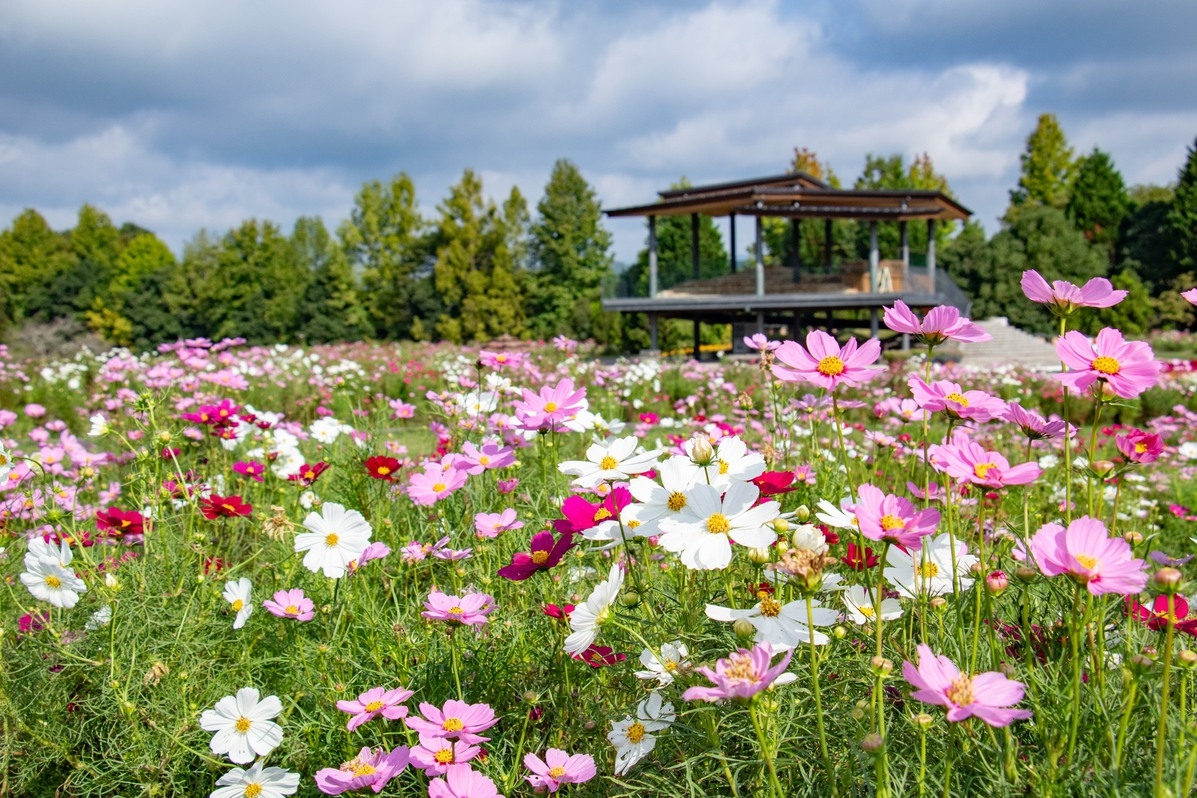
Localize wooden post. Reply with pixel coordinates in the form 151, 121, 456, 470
868, 220, 879, 293
755, 215, 764, 296
649, 313, 658, 351
693, 320, 701, 360
690, 213, 700, 280
900, 220, 909, 290
823, 218, 833, 272
870, 308, 879, 337
927, 219, 937, 293
791, 218, 802, 282
756, 311, 764, 335
648, 216, 658, 298
729, 213, 737, 273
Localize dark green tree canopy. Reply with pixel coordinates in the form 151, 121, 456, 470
1066, 148, 1128, 257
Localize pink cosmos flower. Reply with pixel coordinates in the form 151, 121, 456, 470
422, 591, 495, 626
348, 542, 391, 574
232, 461, 266, 482
479, 350, 525, 370
682, 641, 793, 703
1115, 429, 1164, 464
1028, 516, 1148, 596
883, 301, 991, 346
459, 441, 515, 475
1183, 288, 1197, 306
909, 377, 1007, 422
410, 733, 481, 776
314, 746, 409, 795
903, 644, 1032, 727
405, 700, 499, 744
262, 588, 315, 622
853, 484, 940, 548
513, 378, 587, 432
498, 530, 574, 581
743, 333, 781, 352
336, 686, 414, 732
408, 463, 468, 506
428, 764, 503, 798
524, 749, 597, 792
1021, 270, 1127, 315
930, 432, 1041, 489
1055, 328, 1161, 399
474, 508, 523, 538
771, 330, 883, 391
1003, 402, 1071, 440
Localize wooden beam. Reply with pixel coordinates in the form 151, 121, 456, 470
927, 219, 937, 293
868, 220, 879, 294
824, 218, 832, 271
729, 213, 737, 273
791, 218, 801, 282
754, 216, 764, 297
690, 213, 700, 280
648, 216, 658, 298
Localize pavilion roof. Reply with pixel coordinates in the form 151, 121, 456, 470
604, 172, 971, 222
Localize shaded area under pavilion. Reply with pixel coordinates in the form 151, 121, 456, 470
602, 173, 973, 354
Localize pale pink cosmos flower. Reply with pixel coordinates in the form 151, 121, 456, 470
523, 749, 597, 793
428, 764, 503, 798
1003, 402, 1071, 441
743, 333, 781, 352
314, 746, 409, 795
348, 542, 391, 574
262, 588, 315, 622
772, 330, 883, 391
883, 301, 991, 346
459, 441, 515, 475
513, 377, 588, 432
405, 700, 499, 744
1021, 270, 1127, 315
1183, 288, 1197, 305
408, 463, 468, 506
903, 644, 1032, 727
1055, 328, 1161, 399
410, 733, 481, 776
853, 484, 940, 548
930, 431, 1041, 489
421, 590, 495, 627
336, 686, 414, 732
1028, 516, 1148, 596
682, 641, 793, 703
909, 377, 1007, 422
474, 508, 523, 539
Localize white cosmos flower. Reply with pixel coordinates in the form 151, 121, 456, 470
24, 536, 72, 571
199, 687, 284, 764
20, 557, 87, 608
608, 690, 675, 775
691, 435, 766, 491
884, 532, 977, 599
815, 498, 858, 530
658, 481, 779, 571
789, 523, 828, 554
86, 604, 113, 631
635, 641, 690, 686
293, 502, 372, 578
564, 563, 624, 655
627, 456, 701, 539
0, 445, 14, 480
842, 585, 903, 626
88, 414, 110, 438
558, 435, 662, 488
210, 760, 301, 798
223, 577, 254, 630
706, 596, 838, 650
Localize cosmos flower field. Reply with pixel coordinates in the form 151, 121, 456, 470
3, 276, 1197, 797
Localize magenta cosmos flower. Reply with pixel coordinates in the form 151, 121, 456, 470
909, 377, 1007, 422
682, 641, 793, 703
422, 591, 495, 627
883, 300, 991, 346
406, 700, 499, 744
262, 588, 315, 622
497, 530, 574, 581
314, 746, 409, 795
1003, 402, 1071, 441
428, 764, 503, 798
1055, 328, 1161, 399
1028, 516, 1147, 596
930, 432, 1041, 489
1115, 429, 1164, 464
336, 686, 414, 732
1021, 270, 1127, 316
771, 330, 883, 391
853, 484, 940, 548
903, 644, 1032, 727
524, 749, 597, 792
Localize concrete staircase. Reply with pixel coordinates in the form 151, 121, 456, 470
955, 317, 1061, 371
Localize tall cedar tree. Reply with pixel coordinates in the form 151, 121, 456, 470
292, 217, 369, 343
1166, 137, 1197, 281
1008, 113, 1075, 216
528, 159, 614, 342
0, 209, 78, 330
1065, 149, 1128, 260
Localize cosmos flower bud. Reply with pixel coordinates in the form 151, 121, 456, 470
913, 712, 934, 729
1090, 459, 1116, 477
870, 656, 893, 678
620, 590, 641, 608
833, 625, 847, 639
748, 547, 773, 565
771, 517, 790, 535
860, 733, 884, 754
1177, 650, 1197, 669
733, 618, 757, 639
986, 570, 1009, 596
1152, 567, 1183, 594
688, 436, 715, 467
929, 597, 947, 612
1014, 566, 1038, 583
795, 504, 810, 522
1123, 530, 1143, 545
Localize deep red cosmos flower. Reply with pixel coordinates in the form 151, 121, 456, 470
288, 462, 330, 487
751, 470, 797, 497
365, 455, 402, 481
95, 507, 145, 538
199, 494, 253, 520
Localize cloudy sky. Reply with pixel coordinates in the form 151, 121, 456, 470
1, 0, 1194, 263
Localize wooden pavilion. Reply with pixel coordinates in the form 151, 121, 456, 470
601, 173, 973, 353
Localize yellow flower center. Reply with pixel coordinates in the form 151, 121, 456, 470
243, 784, 263, 798
1075, 554, 1098, 570
365, 700, 385, 712
376, 465, 391, 475
351, 764, 376, 777
221, 503, 236, 513
478, 456, 490, 465
759, 596, 782, 617
859, 604, 876, 618
432, 482, 447, 493
973, 462, 995, 480
235, 717, 252, 733
544, 402, 558, 413
549, 765, 567, 778
531, 550, 549, 565
442, 717, 464, 732
722, 651, 758, 682
665, 661, 679, 672
945, 392, 969, 407
706, 513, 731, 534
599, 455, 619, 470
0, 454, 7, 466
325, 532, 340, 547
1091, 356, 1120, 375
816, 355, 845, 377
45, 575, 62, 588
880, 514, 905, 531
919, 562, 940, 579
1134, 443, 1147, 454
231, 599, 244, 612
718, 459, 730, 475
285, 604, 299, 615
434, 749, 455, 764
625, 721, 646, 744
667, 492, 687, 511
593, 508, 612, 521
448, 606, 465, 615
627, 519, 641, 529
946, 676, 975, 707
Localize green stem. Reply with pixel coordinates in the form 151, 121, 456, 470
1067, 584, 1085, 761
1154, 595, 1178, 798
831, 392, 857, 500
1114, 675, 1138, 780
943, 722, 956, 798
749, 701, 784, 798
806, 595, 835, 793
